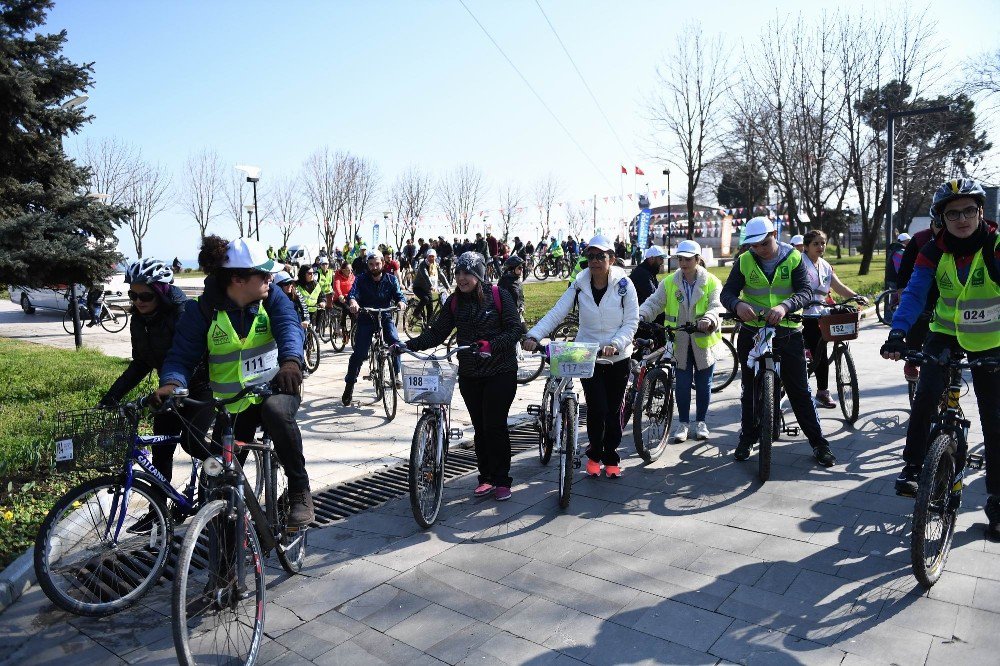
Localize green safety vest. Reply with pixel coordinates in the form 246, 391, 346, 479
663, 272, 723, 348
550, 244, 564, 258
266, 248, 275, 260
929, 237, 1000, 352
568, 256, 587, 281
206, 305, 277, 414
296, 282, 322, 313
738, 249, 802, 329
316, 268, 334, 295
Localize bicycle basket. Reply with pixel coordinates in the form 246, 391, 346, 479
548, 341, 600, 378
400, 360, 458, 404
51, 408, 137, 472
819, 310, 860, 342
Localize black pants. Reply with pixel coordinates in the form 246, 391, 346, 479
737, 326, 828, 450
213, 393, 309, 492
150, 386, 216, 483
580, 359, 630, 466
904, 333, 1000, 494
459, 372, 517, 487
413, 286, 433, 323
802, 319, 830, 391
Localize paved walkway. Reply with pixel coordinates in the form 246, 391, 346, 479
2, 308, 999, 665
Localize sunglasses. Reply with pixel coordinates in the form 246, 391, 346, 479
585, 253, 608, 261
128, 290, 156, 302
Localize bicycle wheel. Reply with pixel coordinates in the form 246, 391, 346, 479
558, 396, 578, 510
271, 455, 307, 574
876, 291, 896, 326
834, 345, 859, 424
62, 307, 83, 335
757, 369, 776, 483
908, 379, 917, 407
330, 312, 346, 352
633, 367, 673, 463
408, 412, 445, 528
402, 300, 424, 339
911, 433, 959, 588
314, 309, 329, 343
445, 331, 457, 354
537, 377, 556, 465
99, 305, 129, 333
552, 322, 578, 341
172, 499, 265, 666
303, 327, 321, 373
34, 476, 171, 617
380, 352, 398, 421
533, 262, 550, 281
711, 338, 739, 393
516, 346, 544, 384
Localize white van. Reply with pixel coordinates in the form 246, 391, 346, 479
285, 244, 319, 267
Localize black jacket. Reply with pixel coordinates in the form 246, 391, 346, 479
497, 272, 524, 315
407, 286, 525, 377
629, 261, 660, 308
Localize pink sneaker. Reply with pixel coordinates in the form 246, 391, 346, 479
494, 486, 512, 501
585, 459, 601, 477
605, 465, 622, 478
474, 483, 494, 497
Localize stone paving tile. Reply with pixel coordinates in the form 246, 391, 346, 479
566, 617, 718, 666
527, 533, 597, 567
562, 475, 643, 505
863, 584, 961, 639
338, 583, 432, 631
752, 561, 802, 595
425, 620, 502, 665
626, 593, 734, 651
942, 545, 1000, 582
511, 495, 610, 538
273, 557, 398, 621
1, 621, 126, 666
391, 560, 528, 622
562, 517, 656, 555
364, 525, 463, 572
491, 595, 586, 645
708, 619, 847, 666
431, 541, 532, 582
387, 603, 477, 651
313, 627, 447, 666
307, 524, 402, 556
953, 605, 1000, 651
681, 546, 770, 586
456, 631, 561, 665
717, 583, 860, 645
971, 576, 1000, 613
827, 615, 934, 665
471, 520, 551, 554
727, 506, 828, 544
263, 602, 310, 638
500, 559, 645, 620
630, 533, 707, 569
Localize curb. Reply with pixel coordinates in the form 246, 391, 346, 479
0, 547, 34, 615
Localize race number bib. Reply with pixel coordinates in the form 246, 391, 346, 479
829, 322, 856, 336
243, 349, 279, 382
961, 304, 1000, 323
405, 374, 439, 392
55, 438, 74, 462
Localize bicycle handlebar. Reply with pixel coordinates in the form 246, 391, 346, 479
902, 350, 1000, 370
398, 345, 478, 362
722, 311, 804, 324
639, 320, 700, 334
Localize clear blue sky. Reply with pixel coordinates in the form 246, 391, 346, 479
46, 0, 999, 261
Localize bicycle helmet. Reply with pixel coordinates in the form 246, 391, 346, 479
455, 251, 487, 281
126, 257, 173, 284
929, 179, 986, 223
503, 255, 524, 272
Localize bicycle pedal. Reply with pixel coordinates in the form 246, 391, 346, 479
362, 375, 371, 381
449, 428, 463, 441
351, 401, 362, 408
573, 458, 582, 469
967, 453, 985, 470
527, 404, 542, 416
783, 426, 800, 437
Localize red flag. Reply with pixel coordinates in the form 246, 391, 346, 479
635, 166, 644, 176
620, 165, 627, 174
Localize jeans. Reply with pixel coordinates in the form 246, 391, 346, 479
459, 372, 517, 487
737, 326, 828, 449
675, 347, 714, 423
580, 358, 630, 466
346, 313, 401, 384
904, 333, 1000, 493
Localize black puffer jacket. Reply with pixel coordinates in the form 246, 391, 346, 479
407, 285, 525, 377
497, 272, 524, 315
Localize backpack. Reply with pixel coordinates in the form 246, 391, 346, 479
449, 284, 502, 316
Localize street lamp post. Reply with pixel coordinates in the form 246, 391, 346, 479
244, 204, 255, 236
884, 104, 952, 286
662, 168, 671, 257
774, 187, 780, 236
235, 165, 261, 240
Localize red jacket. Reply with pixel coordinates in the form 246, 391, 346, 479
333, 273, 355, 299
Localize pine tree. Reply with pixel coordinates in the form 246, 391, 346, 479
0, 0, 128, 288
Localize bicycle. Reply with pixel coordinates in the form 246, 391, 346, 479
62, 290, 128, 334
875, 288, 898, 326
533, 253, 568, 281
302, 320, 321, 374
358, 306, 400, 420
172, 384, 307, 666
802, 297, 864, 424
402, 290, 447, 339
328, 302, 352, 353
902, 350, 999, 588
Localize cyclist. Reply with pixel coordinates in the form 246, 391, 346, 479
438, 236, 454, 281
896, 224, 942, 382
402, 238, 416, 271
382, 247, 400, 277
399, 252, 524, 500
568, 254, 588, 282
800, 230, 868, 408
498, 255, 525, 317
630, 246, 667, 307
332, 261, 356, 345
295, 264, 323, 323
267, 245, 276, 260
790, 234, 805, 253
316, 256, 335, 313
512, 236, 525, 258
486, 232, 499, 270
155, 236, 314, 528
84, 280, 104, 327
412, 248, 450, 326
548, 236, 565, 268
880, 179, 1000, 527
523, 235, 640, 478
277, 244, 289, 263
886, 233, 910, 290
566, 236, 578, 265
638, 240, 724, 442
721, 216, 837, 468
342, 252, 406, 405
525, 239, 535, 258
275, 270, 308, 328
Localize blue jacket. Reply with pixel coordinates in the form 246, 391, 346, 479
347, 271, 406, 309
160, 276, 305, 388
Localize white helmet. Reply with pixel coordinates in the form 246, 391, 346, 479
126, 258, 173, 285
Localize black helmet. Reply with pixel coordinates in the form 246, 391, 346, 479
503, 255, 524, 272
929, 179, 986, 223
454, 251, 487, 281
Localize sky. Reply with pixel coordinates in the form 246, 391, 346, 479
44, 0, 1000, 262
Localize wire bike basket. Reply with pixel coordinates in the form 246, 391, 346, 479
548, 341, 600, 378
819, 308, 860, 342
400, 360, 458, 405
51, 407, 137, 472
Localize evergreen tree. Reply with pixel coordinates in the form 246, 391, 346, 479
0, 0, 128, 288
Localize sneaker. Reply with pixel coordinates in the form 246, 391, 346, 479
585, 459, 601, 477
494, 486, 512, 501
986, 496, 1000, 539
903, 362, 920, 383
894, 464, 920, 497
672, 423, 689, 443
812, 445, 837, 468
85, 320, 97, 328
126, 510, 157, 534
474, 483, 494, 497
605, 465, 622, 478
287, 489, 315, 528
815, 390, 837, 409
734, 441, 752, 461
341, 382, 354, 406
695, 421, 710, 440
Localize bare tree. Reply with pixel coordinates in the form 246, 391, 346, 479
564, 202, 589, 240
964, 48, 1000, 97
532, 172, 561, 241
183, 149, 224, 241
437, 164, 487, 235
648, 22, 730, 239
222, 170, 252, 237
343, 155, 381, 242
271, 174, 306, 248
124, 161, 171, 257
302, 147, 342, 253
80, 137, 142, 207
389, 166, 434, 249
497, 181, 522, 244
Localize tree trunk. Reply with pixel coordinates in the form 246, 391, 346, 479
686, 188, 696, 240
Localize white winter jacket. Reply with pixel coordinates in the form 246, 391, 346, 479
527, 266, 639, 363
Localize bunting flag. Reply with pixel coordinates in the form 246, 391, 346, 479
620, 165, 627, 174
627, 194, 633, 201
635, 166, 644, 176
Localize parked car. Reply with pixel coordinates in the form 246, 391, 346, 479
286, 244, 319, 268
10, 273, 129, 314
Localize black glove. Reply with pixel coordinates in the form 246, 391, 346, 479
880, 329, 907, 357
273, 360, 303, 395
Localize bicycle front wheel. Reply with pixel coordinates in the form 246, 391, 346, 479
100, 305, 129, 333
172, 500, 265, 666
757, 369, 777, 483
516, 346, 544, 384
534, 262, 550, 281
834, 345, 859, 424
911, 433, 959, 588
633, 367, 673, 463
271, 455, 307, 574
402, 300, 423, 339
380, 352, 398, 421
408, 412, 445, 528
876, 291, 893, 326
34, 476, 172, 617
315, 309, 331, 343
303, 327, 321, 373
62, 307, 83, 335
558, 396, 578, 510
711, 338, 738, 393
330, 313, 346, 352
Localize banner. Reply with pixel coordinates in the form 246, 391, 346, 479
372, 221, 380, 246
720, 216, 733, 256
638, 208, 651, 250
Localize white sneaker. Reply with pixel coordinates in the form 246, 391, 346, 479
672, 423, 689, 443
695, 421, 710, 440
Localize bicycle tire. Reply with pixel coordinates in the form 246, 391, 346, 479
835, 345, 859, 424
537, 377, 556, 465
908, 379, 917, 407
402, 300, 424, 339
633, 367, 673, 463
272, 454, 307, 574
100, 305, 129, 333
911, 433, 959, 588
314, 309, 330, 343
445, 331, 457, 354
558, 396, 578, 510
516, 346, 544, 384
408, 412, 445, 528
876, 291, 896, 327
711, 337, 739, 393
757, 369, 776, 483
304, 327, 321, 373
381, 352, 398, 421
552, 322, 578, 341
172, 499, 265, 666
330, 312, 346, 352
34, 476, 171, 617
534, 262, 550, 281
62, 307, 82, 335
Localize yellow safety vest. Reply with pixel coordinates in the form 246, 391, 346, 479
296, 282, 322, 313
316, 268, 334, 296
206, 305, 277, 413
663, 272, 723, 348
929, 238, 1000, 352
738, 249, 802, 329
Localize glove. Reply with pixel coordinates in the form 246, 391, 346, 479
273, 360, 303, 395
474, 340, 492, 356
390, 342, 408, 355
880, 330, 907, 358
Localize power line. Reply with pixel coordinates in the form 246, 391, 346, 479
457, 0, 614, 190
533, 0, 634, 167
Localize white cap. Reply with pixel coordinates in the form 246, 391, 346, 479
273, 271, 294, 285
790, 234, 804, 246
319, 256, 329, 265
742, 217, 775, 245
643, 245, 667, 260
671, 239, 701, 258
897, 233, 911, 242
586, 235, 614, 252
426, 248, 437, 258
223, 238, 282, 273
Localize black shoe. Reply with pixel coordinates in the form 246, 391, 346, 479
126, 510, 157, 534
342, 383, 354, 406
812, 445, 837, 468
85, 320, 97, 328
894, 464, 921, 497
287, 489, 315, 528
734, 442, 752, 461
985, 495, 1000, 540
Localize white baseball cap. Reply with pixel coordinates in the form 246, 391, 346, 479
426, 248, 437, 258
897, 233, 911, 242
742, 217, 775, 245
790, 234, 804, 245
643, 245, 667, 260
223, 238, 282, 273
273, 271, 294, 285
671, 240, 701, 258
586, 235, 615, 252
